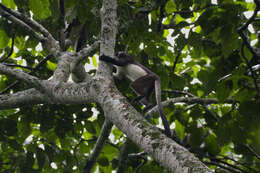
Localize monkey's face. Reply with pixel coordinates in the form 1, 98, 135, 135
115, 51, 126, 58
116, 52, 132, 60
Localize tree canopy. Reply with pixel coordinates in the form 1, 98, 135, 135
0, 0, 260, 172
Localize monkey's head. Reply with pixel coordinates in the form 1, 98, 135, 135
115, 52, 133, 61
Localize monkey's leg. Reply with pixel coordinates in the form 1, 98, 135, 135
131, 95, 144, 103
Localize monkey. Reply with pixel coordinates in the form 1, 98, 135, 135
99, 52, 172, 137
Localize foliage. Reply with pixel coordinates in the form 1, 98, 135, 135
0, 0, 259, 172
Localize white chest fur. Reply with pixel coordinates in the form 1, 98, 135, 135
115, 64, 147, 81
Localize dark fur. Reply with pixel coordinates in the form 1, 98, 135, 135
100, 52, 171, 137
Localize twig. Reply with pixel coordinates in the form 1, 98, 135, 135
0, 33, 15, 62
157, 0, 167, 32
58, 0, 66, 50
1, 63, 34, 70
172, 52, 180, 73
241, 43, 259, 94
245, 144, 260, 161
204, 161, 243, 173
237, 4, 259, 58
219, 155, 259, 173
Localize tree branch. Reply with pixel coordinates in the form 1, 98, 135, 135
0, 9, 46, 42
0, 33, 15, 62
237, 3, 259, 58
0, 63, 45, 91
77, 41, 100, 63
0, 88, 48, 109
146, 96, 235, 117
0, 3, 56, 42
0, 3, 60, 55
116, 138, 132, 173
71, 41, 100, 83
83, 119, 113, 173
0, 54, 52, 94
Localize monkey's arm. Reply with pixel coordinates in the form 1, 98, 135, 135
100, 55, 128, 66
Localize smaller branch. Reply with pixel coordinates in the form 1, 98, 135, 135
116, 138, 131, 173
31, 54, 53, 73
0, 63, 45, 92
1, 63, 34, 70
0, 33, 15, 62
0, 3, 55, 41
0, 54, 52, 94
83, 119, 113, 173
157, 0, 167, 32
172, 53, 180, 73
219, 155, 259, 173
245, 144, 260, 161
0, 81, 18, 94
163, 89, 195, 97
59, 0, 65, 21
58, 0, 66, 50
241, 43, 259, 94
0, 10, 46, 42
204, 161, 243, 173
77, 41, 100, 62
237, 5, 259, 58
208, 156, 249, 173
146, 96, 235, 116
70, 41, 100, 82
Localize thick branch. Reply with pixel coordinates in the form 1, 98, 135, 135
0, 88, 48, 109
71, 41, 100, 82
97, 84, 212, 172
0, 80, 96, 109
96, 0, 117, 77
52, 52, 74, 82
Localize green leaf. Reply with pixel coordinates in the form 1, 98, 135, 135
205, 134, 220, 155
26, 151, 34, 168
220, 27, 238, 57
29, 0, 52, 19
97, 156, 109, 167
0, 30, 9, 49
165, 1, 176, 14
2, 0, 16, 9
239, 101, 260, 117
92, 55, 97, 68
36, 148, 46, 170
172, 74, 185, 89
46, 60, 57, 71
174, 14, 185, 25
216, 80, 232, 102
85, 120, 96, 134
175, 120, 185, 140
188, 125, 204, 148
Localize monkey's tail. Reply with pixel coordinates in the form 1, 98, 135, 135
155, 79, 171, 137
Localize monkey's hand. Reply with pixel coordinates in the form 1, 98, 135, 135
99, 55, 114, 62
